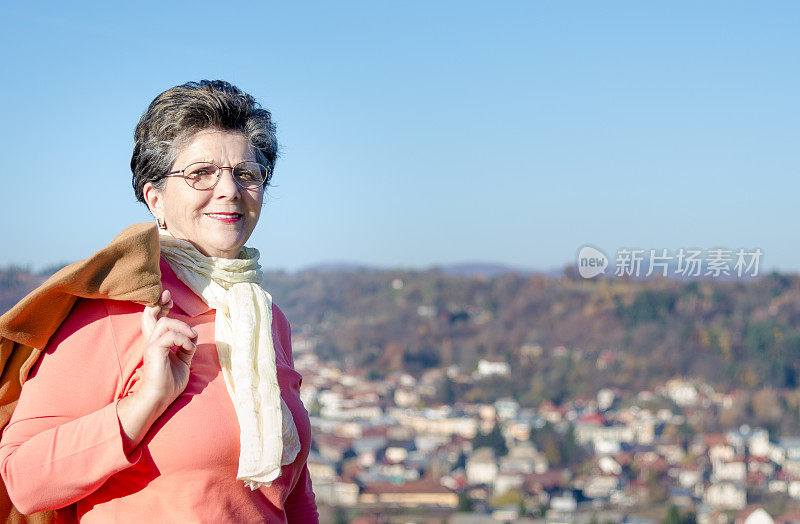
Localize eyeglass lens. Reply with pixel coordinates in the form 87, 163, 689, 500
183, 162, 267, 190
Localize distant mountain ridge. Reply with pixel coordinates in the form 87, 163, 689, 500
296, 260, 550, 277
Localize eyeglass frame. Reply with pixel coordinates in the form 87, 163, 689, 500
161, 160, 270, 191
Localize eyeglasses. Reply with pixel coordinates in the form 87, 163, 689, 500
162, 161, 269, 191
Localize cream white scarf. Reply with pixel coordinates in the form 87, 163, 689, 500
158, 229, 300, 490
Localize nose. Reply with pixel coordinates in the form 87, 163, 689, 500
213, 167, 241, 199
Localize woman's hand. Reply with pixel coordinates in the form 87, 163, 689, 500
117, 290, 199, 452
136, 289, 198, 408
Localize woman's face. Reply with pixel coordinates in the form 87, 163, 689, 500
143, 128, 263, 258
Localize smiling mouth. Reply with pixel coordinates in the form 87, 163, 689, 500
205, 213, 243, 222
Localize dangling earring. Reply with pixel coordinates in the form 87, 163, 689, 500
157, 217, 167, 230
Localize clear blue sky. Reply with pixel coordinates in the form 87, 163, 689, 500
2, 2, 798, 273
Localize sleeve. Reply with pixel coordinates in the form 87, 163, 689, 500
0, 298, 143, 515
284, 463, 319, 522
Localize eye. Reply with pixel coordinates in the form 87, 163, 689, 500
234, 163, 266, 184
235, 168, 259, 181
186, 163, 218, 179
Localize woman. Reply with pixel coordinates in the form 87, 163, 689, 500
0, 80, 318, 522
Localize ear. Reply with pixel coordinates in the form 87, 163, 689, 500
142, 181, 164, 218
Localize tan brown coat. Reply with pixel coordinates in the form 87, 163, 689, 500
0, 223, 162, 523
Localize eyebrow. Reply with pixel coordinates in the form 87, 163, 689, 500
184, 157, 257, 166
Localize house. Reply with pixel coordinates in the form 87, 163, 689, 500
788, 479, 800, 500
597, 456, 622, 476
597, 388, 616, 410
539, 401, 565, 424
475, 358, 510, 378
394, 388, 420, 407
748, 456, 776, 477
778, 438, 800, 461
388, 408, 479, 438
581, 474, 620, 499
383, 439, 415, 463
500, 441, 548, 475
465, 447, 498, 486
735, 506, 774, 524
546, 492, 578, 521
749, 429, 771, 458
493, 471, 524, 495
665, 378, 699, 407
708, 437, 736, 464
314, 434, 353, 462
494, 397, 519, 420
655, 442, 686, 465
698, 507, 733, 524
705, 481, 747, 510
678, 465, 704, 491
351, 435, 388, 468
307, 451, 338, 483
523, 469, 570, 501
712, 459, 747, 483
574, 422, 635, 449
359, 478, 457, 508
312, 480, 360, 507
375, 462, 420, 483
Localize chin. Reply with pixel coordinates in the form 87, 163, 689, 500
208, 238, 247, 258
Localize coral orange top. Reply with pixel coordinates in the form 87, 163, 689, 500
0, 258, 318, 523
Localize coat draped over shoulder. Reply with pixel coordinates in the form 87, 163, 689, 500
0, 223, 163, 523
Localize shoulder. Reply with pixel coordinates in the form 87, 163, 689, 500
51, 298, 143, 348
46, 297, 114, 353
26, 297, 128, 393
38, 296, 144, 368
48, 296, 143, 347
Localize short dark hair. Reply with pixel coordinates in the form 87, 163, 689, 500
130, 80, 278, 204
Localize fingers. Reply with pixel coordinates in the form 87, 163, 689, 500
141, 306, 157, 338
144, 329, 197, 371
147, 317, 198, 345
174, 342, 197, 366
153, 330, 196, 354
139, 289, 198, 371
160, 289, 173, 310
156, 290, 173, 319
141, 289, 173, 337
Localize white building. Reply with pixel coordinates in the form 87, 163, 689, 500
678, 468, 703, 490
394, 388, 420, 407
582, 475, 619, 499
597, 388, 616, 411
493, 472, 524, 495
500, 441, 548, 474
475, 359, 510, 377
598, 456, 622, 475
312, 481, 360, 507
712, 460, 746, 483
388, 408, 479, 438
494, 398, 519, 420
748, 428, 771, 457
574, 423, 634, 447
665, 378, 699, 407
465, 447, 498, 486
744, 508, 774, 524
703, 481, 746, 510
